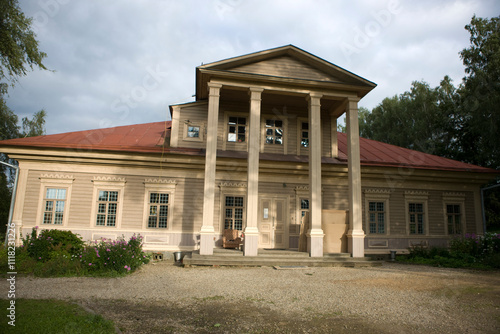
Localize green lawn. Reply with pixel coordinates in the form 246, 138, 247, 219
0, 299, 116, 334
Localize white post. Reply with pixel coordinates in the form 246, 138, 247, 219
200, 82, 222, 255
346, 98, 365, 257
307, 92, 324, 257
244, 87, 263, 256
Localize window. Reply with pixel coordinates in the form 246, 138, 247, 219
43, 188, 66, 225
265, 119, 283, 145
368, 201, 385, 234
446, 204, 462, 235
147, 193, 169, 228
96, 190, 118, 227
187, 126, 200, 138
300, 122, 309, 148
300, 199, 309, 218
224, 196, 244, 230
409, 203, 424, 234
228, 117, 246, 142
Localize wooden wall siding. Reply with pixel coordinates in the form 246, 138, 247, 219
365, 238, 449, 251
323, 185, 349, 210
21, 170, 41, 226
67, 176, 93, 227
465, 191, 477, 234
177, 103, 208, 149
174, 178, 205, 232
321, 115, 332, 158
229, 56, 340, 82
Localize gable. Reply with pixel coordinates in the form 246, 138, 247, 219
196, 45, 376, 100
227, 55, 342, 83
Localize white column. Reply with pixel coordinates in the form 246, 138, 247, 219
346, 98, 365, 257
307, 92, 324, 257
244, 87, 263, 256
200, 82, 222, 255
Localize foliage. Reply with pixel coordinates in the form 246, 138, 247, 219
0, 0, 47, 91
80, 235, 150, 276
0, 228, 151, 277
402, 233, 500, 269
23, 227, 85, 262
0, 299, 116, 334
359, 77, 459, 159
455, 15, 500, 169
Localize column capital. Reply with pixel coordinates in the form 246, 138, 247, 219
306, 92, 323, 101
207, 82, 223, 90
248, 87, 264, 93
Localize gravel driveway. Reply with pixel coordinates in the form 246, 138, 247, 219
10, 261, 500, 333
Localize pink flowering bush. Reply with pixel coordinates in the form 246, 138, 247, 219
80, 234, 150, 275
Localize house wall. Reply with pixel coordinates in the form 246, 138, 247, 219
13, 154, 485, 254
173, 100, 334, 158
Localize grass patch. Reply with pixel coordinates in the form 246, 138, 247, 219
0, 299, 116, 334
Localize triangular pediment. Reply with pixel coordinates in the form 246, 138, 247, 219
226, 55, 343, 83
196, 45, 376, 100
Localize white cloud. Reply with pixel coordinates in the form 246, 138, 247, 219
8, 0, 500, 134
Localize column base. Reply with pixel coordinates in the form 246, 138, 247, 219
307, 228, 324, 257
199, 227, 215, 255
347, 230, 365, 258
243, 227, 258, 256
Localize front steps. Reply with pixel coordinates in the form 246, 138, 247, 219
182, 248, 382, 268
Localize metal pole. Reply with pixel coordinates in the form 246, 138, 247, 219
1, 161, 19, 247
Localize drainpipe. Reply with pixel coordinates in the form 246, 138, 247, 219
1, 161, 19, 247
481, 182, 500, 234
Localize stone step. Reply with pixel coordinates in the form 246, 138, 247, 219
183, 251, 382, 268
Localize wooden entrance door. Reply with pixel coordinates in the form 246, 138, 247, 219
258, 197, 287, 249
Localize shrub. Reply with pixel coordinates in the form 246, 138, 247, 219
80, 234, 150, 276
23, 227, 84, 262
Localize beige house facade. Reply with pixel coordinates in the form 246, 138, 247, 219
1, 45, 497, 258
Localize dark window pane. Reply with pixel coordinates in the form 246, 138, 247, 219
275, 120, 283, 128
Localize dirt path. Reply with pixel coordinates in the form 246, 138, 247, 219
10, 262, 500, 333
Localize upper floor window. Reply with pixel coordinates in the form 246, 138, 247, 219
300, 122, 309, 148
228, 117, 246, 143
187, 126, 200, 138
43, 188, 67, 225
265, 120, 283, 145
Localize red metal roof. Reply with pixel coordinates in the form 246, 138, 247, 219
0, 121, 495, 173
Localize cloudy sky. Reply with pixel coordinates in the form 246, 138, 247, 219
7, 0, 500, 135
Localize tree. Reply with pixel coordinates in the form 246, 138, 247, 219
359, 78, 458, 157
0, 0, 47, 93
0, 0, 48, 238
456, 15, 500, 170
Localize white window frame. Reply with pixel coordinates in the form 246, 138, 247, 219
142, 180, 177, 230
442, 192, 466, 236
90, 177, 126, 228
404, 191, 429, 236
364, 189, 391, 235
297, 117, 309, 154
183, 122, 204, 142
222, 112, 248, 151
260, 115, 288, 153
36, 175, 74, 227
218, 182, 247, 233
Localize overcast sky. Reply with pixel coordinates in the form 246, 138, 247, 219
7, 0, 500, 135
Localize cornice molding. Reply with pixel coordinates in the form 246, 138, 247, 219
92, 176, 126, 182
144, 178, 177, 185
219, 182, 247, 188
364, 188, 391, 194
40, 173, 74, 180
404, 190, 429, 197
